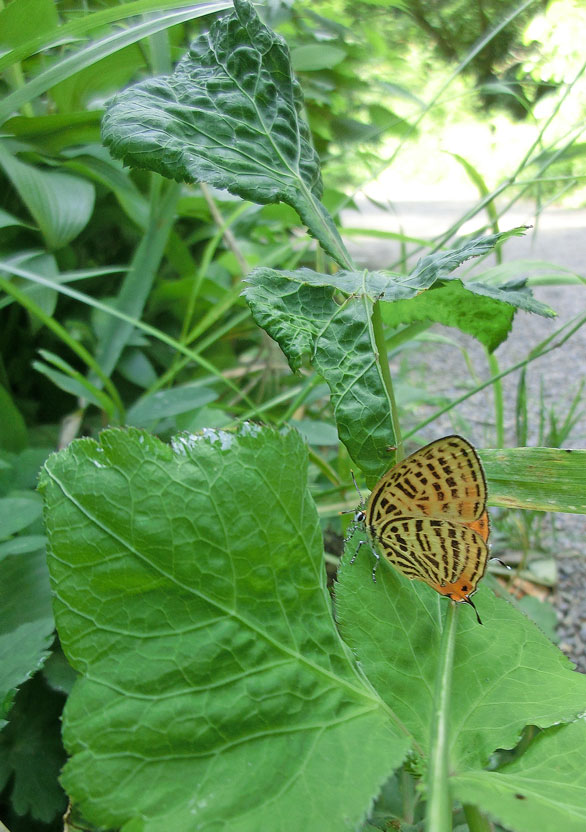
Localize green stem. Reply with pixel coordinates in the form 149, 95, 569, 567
462, 804, 494, 832
276, 373, 323, 426
307, 193, 355, 270
487, 351, 504, 448
371, 301, 404, 461
425, 601, 458, 832
401, 766, 416, 824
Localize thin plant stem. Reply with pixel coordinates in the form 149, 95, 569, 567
425, 601, 458, 832
462, 804, 494, 832
372, 301, 405, 461
487, 351, 504, 448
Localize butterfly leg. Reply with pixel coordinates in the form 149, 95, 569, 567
349, 538, 366, 565
371, 549, 380, 583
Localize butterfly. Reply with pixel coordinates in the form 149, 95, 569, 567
347, 435, 490, 623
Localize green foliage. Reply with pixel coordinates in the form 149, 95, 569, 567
452, 720, 586, 832
40, 426, 408, 831
2, 0, 586, 830
102, 0, 347, 265
0, 674, 67, 823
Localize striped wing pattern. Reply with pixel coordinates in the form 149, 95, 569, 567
366, 435, 486, 526
364, 436, 489, 602
370, 516, 489, 599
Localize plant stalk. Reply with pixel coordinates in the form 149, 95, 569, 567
425, 601, 458, 832
487, 351, 504, 448
462, 803, 494, 832
372, 301, 404, 461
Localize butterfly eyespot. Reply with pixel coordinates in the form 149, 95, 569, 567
351, 435, 489, 623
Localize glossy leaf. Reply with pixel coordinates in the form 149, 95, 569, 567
40, 426, 409, 831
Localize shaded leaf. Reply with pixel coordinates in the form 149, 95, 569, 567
452, 720, 586, 832
126, 382, 218, 427
102, 0, 348, 264
291, 44, 347, 71
0, 143, 95, 249
40, 426, 409, 831
244, 269, 395, 477
0, 674, 67, 822
0, 384, 27, 452
3, 112, 102, 153
0, 549, 54, 726
0, 494, 43, 539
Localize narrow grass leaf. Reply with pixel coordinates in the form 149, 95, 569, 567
481, 447, 586, 513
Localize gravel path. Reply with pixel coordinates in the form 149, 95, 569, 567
343, 198, 586, 670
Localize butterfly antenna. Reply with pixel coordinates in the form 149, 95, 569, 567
350, 470, 365, 505
490, 557, 511, 570
465, 596, 483, 625
339, 470, 365, 516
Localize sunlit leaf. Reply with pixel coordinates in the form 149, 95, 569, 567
40, 426, 409, 831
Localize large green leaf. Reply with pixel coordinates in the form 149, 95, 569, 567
40, 426, 409, 832
481, 447, 586, 513
336, 544, 586, 775
452, 720, 586, 832
244, 269, 394, 477
102, 0, 348, 265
